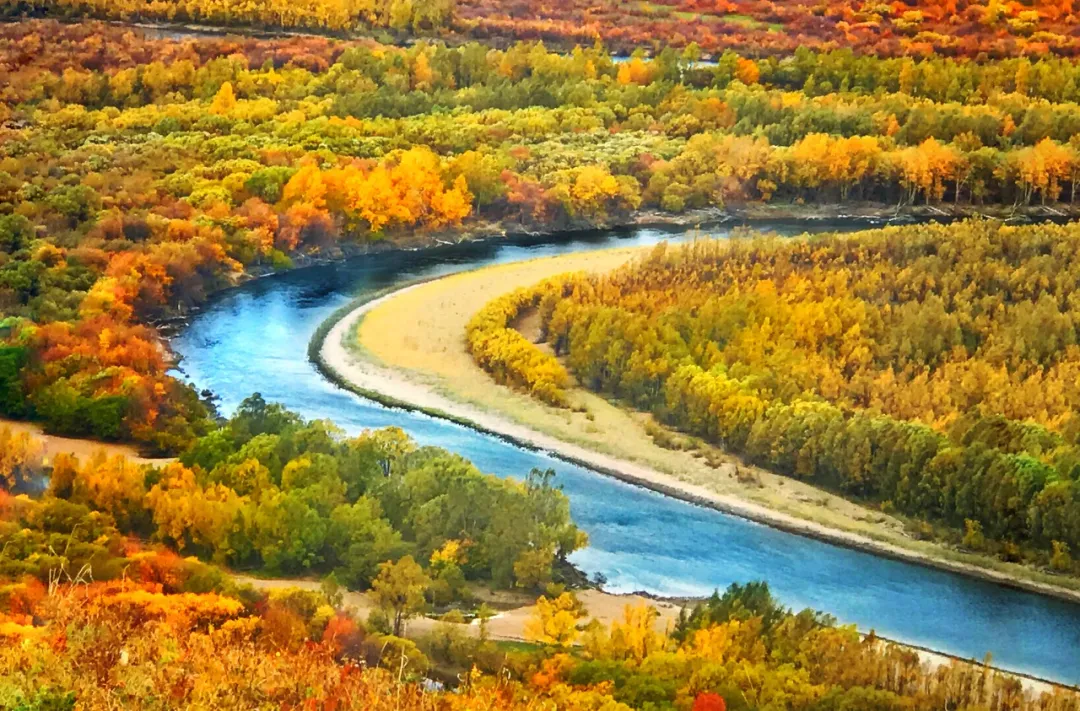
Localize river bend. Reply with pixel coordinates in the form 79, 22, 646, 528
170, 225, 1080, 684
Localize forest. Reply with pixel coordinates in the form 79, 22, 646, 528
13, 22, 1080, 453
469, 221, 1080, 574
10, 395, 1080, 709
6, 439, 1080, 711
9, 0, 1080, 59
1, 394, 586, 593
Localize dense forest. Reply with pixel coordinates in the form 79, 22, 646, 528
8, 0, 1080, 58
470, 221, 1080, 573
11, 23, 1080, 452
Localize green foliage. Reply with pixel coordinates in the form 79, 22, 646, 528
372, 555, 430, 636
0, 344, 28, 416
327, 497, 404, 587
29, 382, 130, 441
674, 582, 804, 641
0, 215, 33, 254
160, 398, 586, 586
244, 167, 296, 204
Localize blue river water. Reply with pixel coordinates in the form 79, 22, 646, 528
170, 224, 1080, 684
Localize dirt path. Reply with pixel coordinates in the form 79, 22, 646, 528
0, 417, 172, 466
233, 574, 680, 642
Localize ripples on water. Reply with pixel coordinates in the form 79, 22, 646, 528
171, 225, 1080, 684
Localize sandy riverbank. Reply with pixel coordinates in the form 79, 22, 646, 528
314, 247, 1080, 608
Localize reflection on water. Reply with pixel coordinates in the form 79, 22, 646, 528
172, 224, 1080, 684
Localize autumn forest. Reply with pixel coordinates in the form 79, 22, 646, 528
5, 0, 1080, 708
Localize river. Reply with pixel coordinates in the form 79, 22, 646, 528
170, 224, 1080, 685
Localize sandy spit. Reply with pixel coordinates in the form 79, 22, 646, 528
319, 286, 1080, 611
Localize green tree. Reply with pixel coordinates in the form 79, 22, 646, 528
371, 555, 430, 636
327, 498, 404, 588
0, 214, 33, 253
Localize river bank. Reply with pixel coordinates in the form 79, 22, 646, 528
312, 248, 1080, 608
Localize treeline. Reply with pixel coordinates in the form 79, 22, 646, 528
465, 277, 572, 407
2, 0, 455, 32
458, 0, 1080, 59
15, 23, 1080, 453
9, 0, 1080, 59
483, 221, 1080, 571
1, 395, 586, 592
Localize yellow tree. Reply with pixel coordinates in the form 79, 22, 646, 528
0, 427, 44, 490
282, 164, 328, 211
788, 133, 833, 193
145, 463, 246, 557
608, 603, 666, 662
71, 452, 147, 530
834, 136, 883, 200
430, 175, 473, 227
571, 166, 620, 217
1012, 138, 1074, 205
524, 592, 586, 648
209, 82, 238, 116
616, 57, 653, 86
371, 556, 430, 636
411, 52, 434, 91
735, 57, 760, 85
895, 138, 962, 205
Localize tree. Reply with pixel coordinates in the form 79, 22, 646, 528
210, 82, 237, 116
0, 426, 43, 491
0, 215, 33, 254
962, 519, 986, 551
1051, 541, 1073, 572
248, 489, 328, 573
692, 693, 727, 711
0, 345, 28, 416
371, 555, 430, 636
327, 498, 403, 588
524, 592, 585, 648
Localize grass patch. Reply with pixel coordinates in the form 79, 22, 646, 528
718, 13, 766, 29
495, 640, 543, 653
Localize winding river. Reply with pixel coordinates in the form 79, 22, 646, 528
171, 224, 1080, 685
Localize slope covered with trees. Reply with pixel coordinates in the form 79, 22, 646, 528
13, 392, 1078, 709
12, 23, 1080, 453
6, 538, 1080, 709
475, 221, 1080, 574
